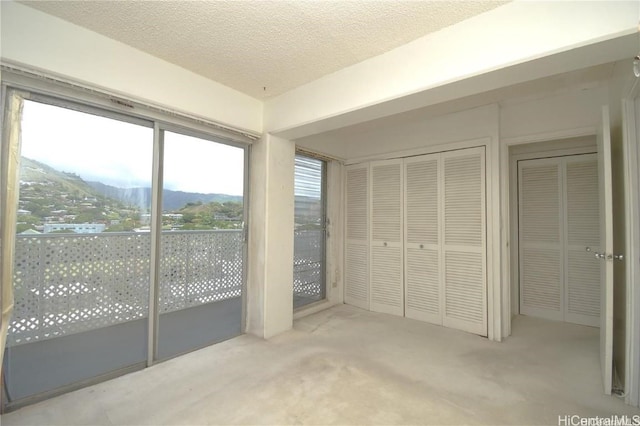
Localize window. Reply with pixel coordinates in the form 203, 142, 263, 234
1, 84, 249, 409
293, 154, 326, 309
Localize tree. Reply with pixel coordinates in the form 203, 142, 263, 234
16, 223, 35, 233
181, 212, 197, 224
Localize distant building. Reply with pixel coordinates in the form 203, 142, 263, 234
43, 223, 106, 234
17, 209, 31, 215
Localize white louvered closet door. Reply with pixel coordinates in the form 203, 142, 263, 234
442, 148, 487, 336
565, 155, 600, 326
370, 159, 403, 316
404, 154, 442, 324
345, 164, 370, 310
518, 158, 564, 321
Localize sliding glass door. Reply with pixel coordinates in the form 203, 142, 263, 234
3, 99, 153, 401
157, 131, 245, 360
1, 91, 248, 408
293, 154, 326, 309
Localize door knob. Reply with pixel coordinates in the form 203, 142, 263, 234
614, 254, 624, 261
594, 252, 605, 259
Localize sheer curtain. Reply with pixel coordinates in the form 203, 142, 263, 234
0, 93, 23, 370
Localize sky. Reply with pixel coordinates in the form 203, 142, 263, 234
20, 100, 245, 195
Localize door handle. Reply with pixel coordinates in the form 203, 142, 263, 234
593, 252, 623, 261
588, 248, 608, 260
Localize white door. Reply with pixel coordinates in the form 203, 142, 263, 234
370, 159, 403, 316
345, 164, 370, 310
518, 155, 601, 327
519, 158, 564, 321
564, 155, 600, 327
441, 148, 486, 336
597, 105, 614, 395
404, 153, 442, 324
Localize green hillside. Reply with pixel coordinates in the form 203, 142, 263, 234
17, 158, 243, 233
18, 158, 139, 233
20, 157, 103, 199
177, 201, 243, 230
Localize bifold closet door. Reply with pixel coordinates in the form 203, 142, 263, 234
564, 155, 600, 326
519, 158, 564, 321
404, 154, 442, 324
442, 148, 487, 336
370, 159, 403, 316
345, 164, 370, 310
519, 155, 600, 327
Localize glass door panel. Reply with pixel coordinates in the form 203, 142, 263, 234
3, 100, 153, 403
156, 131, 245, 360
293, 155, 326, 309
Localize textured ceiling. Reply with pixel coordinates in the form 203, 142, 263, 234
20, 1, 506, 99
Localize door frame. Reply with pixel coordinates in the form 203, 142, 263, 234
500, 128, 598, 337
346, 134, 502, 340
507, 137, 597, 319
622, 79, 640, 407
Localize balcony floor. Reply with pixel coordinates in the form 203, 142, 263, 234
3, 304, 639, 425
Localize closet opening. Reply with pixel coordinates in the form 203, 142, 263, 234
508, 133, 625, 395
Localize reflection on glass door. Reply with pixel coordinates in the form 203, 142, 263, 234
156, 131, 245, 360
293, 154, 326, 309
3, 100, 153, 402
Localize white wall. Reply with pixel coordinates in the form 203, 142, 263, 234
0, 1, 263, 134
347, 105, 498, 162
247, 134, 295, 339
296, 104, 499, 161
500, 86, 607, 141
265, 1, 638, 138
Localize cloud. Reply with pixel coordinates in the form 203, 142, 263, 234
21, 100, 245, 195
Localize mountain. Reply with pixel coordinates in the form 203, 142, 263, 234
17, 157, 244, 233
20, 157, 101, 199
86, 181, 242, 211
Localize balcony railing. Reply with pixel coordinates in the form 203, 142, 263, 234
9, 230, 243, 346
8, 229, 324, 346
293, 229, 324, 308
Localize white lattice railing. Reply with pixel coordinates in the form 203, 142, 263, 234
293, 229, 324, 307
9, 230, 244, 346
9, 229, 324, 346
